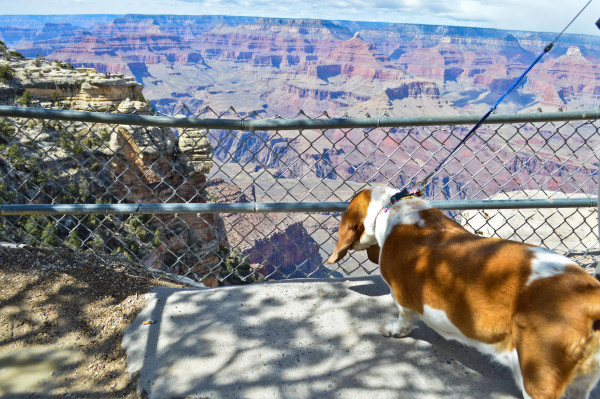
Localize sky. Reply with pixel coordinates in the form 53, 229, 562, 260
1, 0, 599, 36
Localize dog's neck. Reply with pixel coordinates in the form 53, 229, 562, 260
365, 187, 430, 248
357, 187, 397, 250
375, 187, 422, 222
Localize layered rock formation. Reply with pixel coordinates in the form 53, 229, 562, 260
0, 43, 223, 286
107, 107, 221, 286
0, 52, 143, 111
203, 178, 342, 281
2, 15, 599, 281
525, 45, 600, 108
4, 14, 598, 117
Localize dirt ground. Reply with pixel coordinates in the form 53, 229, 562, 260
0, 244, 186, 398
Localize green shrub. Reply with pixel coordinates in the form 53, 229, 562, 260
0, 63, 13, 83
40, 220, 60, 247
15, 90, 31, 106
22, 216, 43, 241
217, 246, 262, 285
67, 230, 82, 249
29, 169, 55, 187
0, 182, 15, 204
57, 127, 86, 155
126, 215, 152, 241
0, 118, 14, 143
90, 234, 104, 250
58, 134, 71, 151
4, 143, 27, 169
72, 141, 85, 155
56, 180, 91, 204
21, 216, 60, 247
152, 228, 162, 248
98, 127, 111, 146
8, 50, 25, 60
33, 55, 44, 67
51, 91, 61, 106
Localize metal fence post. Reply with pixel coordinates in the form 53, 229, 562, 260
596, 161, 600, 279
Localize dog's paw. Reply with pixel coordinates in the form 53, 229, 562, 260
381, 318, 413, 338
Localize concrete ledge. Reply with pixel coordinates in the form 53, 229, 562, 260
122, 277, 600, 399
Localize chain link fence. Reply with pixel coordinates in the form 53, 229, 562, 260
0, 105, 598, 287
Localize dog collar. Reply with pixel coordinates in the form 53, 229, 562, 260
378, 187, 422, 215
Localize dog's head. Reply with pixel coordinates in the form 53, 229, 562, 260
327, 187, 397, 265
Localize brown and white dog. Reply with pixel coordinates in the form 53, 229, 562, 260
327, 186, 600, 399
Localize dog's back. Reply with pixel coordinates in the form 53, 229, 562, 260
380, 204, 600, 398
380, 206, 532, 349
328, 188, 600, 398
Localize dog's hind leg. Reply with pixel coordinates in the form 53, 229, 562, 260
382, 296, 416, 338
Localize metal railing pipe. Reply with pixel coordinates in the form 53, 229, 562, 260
247, 109, 600, 130
432, 197, 598, 210
0, 198, 596, 215
1, 106, 598, 131
0, 106, 244, 130
0, 202, 349, 215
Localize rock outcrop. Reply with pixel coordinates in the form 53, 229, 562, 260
460, 190, 598, 268
0, 43, 223, 286
50, 26, 205, 67
525, 45, 600, 108
0, 52, 143, 111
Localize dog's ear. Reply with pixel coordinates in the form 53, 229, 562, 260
366, 244, 381, 264
326, 217, 363, 264
327, 189, 371, 264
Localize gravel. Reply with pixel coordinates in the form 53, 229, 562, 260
0, 244, 185, 398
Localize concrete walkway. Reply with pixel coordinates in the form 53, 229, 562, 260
123, 276, 600, 399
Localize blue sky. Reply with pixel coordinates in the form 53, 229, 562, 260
1, 0, 599, 36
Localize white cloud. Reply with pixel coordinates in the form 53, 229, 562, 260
0, 0, 598, 36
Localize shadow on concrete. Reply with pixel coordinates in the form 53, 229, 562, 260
122, 276, 600, 399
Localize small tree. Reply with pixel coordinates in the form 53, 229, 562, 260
67, 229, 82, 249
33, 55, 44, 67
0, 118, 14, 144
51, 91, 61, 106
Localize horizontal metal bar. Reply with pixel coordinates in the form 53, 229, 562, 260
0, 106, 598, 130
0, 198, 596, 215
0, 202, 349, 215
0, 106, 243, 130
247, 110, 600, 130
432, 197, 598, 210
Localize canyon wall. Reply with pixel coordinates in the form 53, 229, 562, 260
1, 16, 598, 280
1, 14, 597, 118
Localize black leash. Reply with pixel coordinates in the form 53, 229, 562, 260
415, 0, 594, 190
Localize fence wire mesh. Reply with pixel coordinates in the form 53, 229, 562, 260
0, 106, 598, 287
